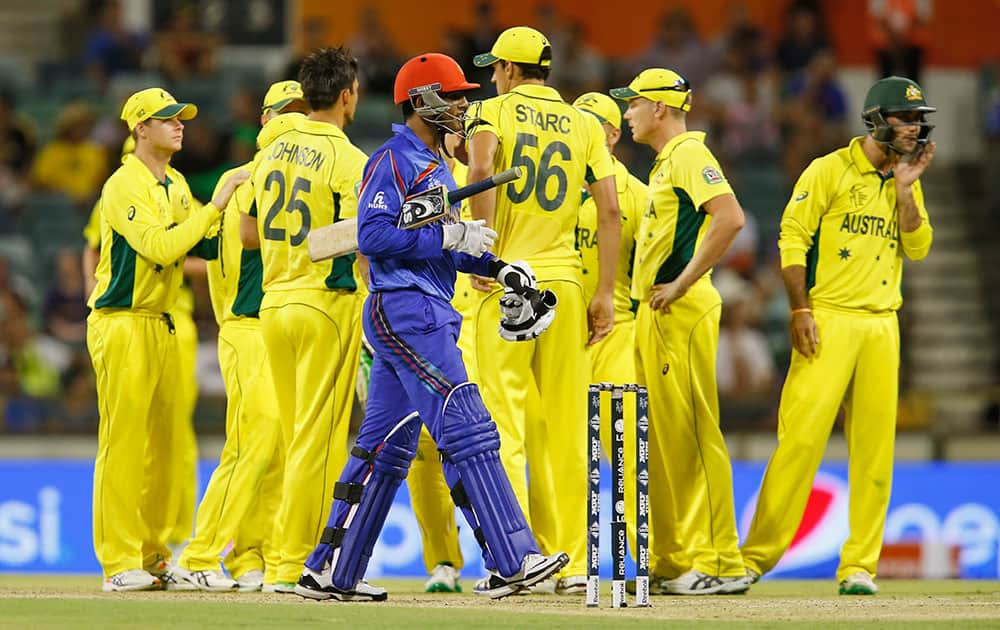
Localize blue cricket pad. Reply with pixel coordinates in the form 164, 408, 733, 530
305, 412, 421, 589
440, 382, 538, 577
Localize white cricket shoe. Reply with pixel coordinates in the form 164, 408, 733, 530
424, 563, 462, 593
555, 575, 588, 595
661, 570, 750, 595
236, 570, 265, 592
473, 552, 570, 599
525, 577, 555, 594
103, 569, 161, 592
746, 568, 761, 584
262, 581, 296, 594
839, 572, 878, 595
294, 568, 388, 602
168, 566, 237, 592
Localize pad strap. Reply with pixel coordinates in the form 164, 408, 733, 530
303, 412, 421, 589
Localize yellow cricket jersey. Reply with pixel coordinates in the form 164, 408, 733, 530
449, 159, 480, 316
86, 198, 197, 317
206, 163, 263, 324
89, 154, 219, 313
251, 113, 367, 295
578, 158, 646, 323
467, 85, 615, 269
779, 136, 933, 313
631, 131, 732, 302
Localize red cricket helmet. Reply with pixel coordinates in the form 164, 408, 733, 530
393, 53, 480, 105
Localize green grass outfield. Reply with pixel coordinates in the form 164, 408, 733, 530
1, 575, 998, 629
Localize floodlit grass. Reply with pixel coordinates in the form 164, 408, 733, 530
0, 575, 998, 628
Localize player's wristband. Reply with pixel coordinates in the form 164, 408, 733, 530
790, 307, 812, 315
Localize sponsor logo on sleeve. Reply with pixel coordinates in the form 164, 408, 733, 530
702, 166, 724, 185
368, 191, 389, 210
795, 191, 809, 201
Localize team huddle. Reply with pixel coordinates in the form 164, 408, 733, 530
85, 25, 936, 600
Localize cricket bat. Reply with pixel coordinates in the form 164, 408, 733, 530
307, 166, 523, 262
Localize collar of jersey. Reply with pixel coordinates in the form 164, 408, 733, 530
848, 135, 881, 174
392, 123, 441, 160
653, 130, 706, 168
122, 153, 178, 188
509, 84, 563, 101
257, 112, 343, 150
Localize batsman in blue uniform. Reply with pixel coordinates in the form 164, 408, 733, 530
294, 52, 567, 602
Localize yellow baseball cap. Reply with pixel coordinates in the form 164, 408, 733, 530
573, 92, 622, 129
121, 87, 197, 131
611, 68, 692, 112
474, 26, 552, 67
262, 80, 306, 113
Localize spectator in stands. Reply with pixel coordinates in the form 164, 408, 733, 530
549, 22, 607, 101
778, 49, 848, 180
775, 0, 830, 84
0, 291, 71, 432
226, 88, 262, 166
710, 2, 769, 75
346, 6, 403, 98
155, 4, 220, 82
454, 1, 503, 99
0, 88, 34, 225
703, 46, 779, 164
715, 269, 776, 399
84, 0, 148, 86
50, 352, 98, 433
169, 118, 226, 203
868, 0, 932, 84
30, 102, 109, 207
627, 9, 712, 91
284, 16, 329, 81
42, 249, 89, 347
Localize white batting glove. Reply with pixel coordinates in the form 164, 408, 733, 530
442, 219, 497, 257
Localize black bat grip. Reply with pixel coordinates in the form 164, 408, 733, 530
446, 166, 523, 205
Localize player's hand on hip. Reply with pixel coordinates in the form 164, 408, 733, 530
470, 274, 495, 292
789, 310, 820, 359
587, 291, 614, 346
894, 141, 935, 188
212, 169, 251, 210
442, 219, 497, 257
649, 281, 686, 313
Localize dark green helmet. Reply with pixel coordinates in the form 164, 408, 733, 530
861, 76, 936, 154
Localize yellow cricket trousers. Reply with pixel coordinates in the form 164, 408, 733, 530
741, 307, 900, 582
635, 276, 744, 578
261, 291, 361, 584
178, 319, 283, 579
474, 272, 591, 577
590, 318, 641, 561
89, 310, 183, 577
167, 308, 198, 546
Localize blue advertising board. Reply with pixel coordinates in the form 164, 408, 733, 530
1, 460, 998, 579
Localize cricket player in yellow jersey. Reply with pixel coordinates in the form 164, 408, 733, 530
87, 88, 248, 591
741, 76, 936, 596
572, 92, 647, 568
169, 82, 310, 592
612, 68, 749, 595
466, 26, 622, 593
83, 138, 202, 562
240, 48, 366, 591
409, 133, 472, 593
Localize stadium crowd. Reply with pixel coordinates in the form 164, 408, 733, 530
0, 0, 986, 437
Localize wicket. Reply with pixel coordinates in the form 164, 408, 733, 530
586, 383, 650, 608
